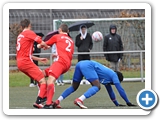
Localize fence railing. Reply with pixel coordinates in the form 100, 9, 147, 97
9, 50, 145, 82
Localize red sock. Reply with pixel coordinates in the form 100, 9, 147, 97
46, 83, 55, 105
38, 84, 47, 98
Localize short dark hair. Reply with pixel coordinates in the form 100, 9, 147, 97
20, 19, 30, 29
59, 23, 69, 33
115, 71, 123, 82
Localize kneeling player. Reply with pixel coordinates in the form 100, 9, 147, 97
53, 60, 136, 109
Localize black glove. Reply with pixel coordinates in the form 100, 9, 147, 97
127, 102, 137, 106
117, 104, 126, 107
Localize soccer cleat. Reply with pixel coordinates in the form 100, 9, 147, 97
43, 104, 55, 109
33, 103, 44, 109
33, 97, 47, 109
127, 102, 137, 106
74, 98, 88, 109
52, 100, 62, 109
41, 97, 47, 104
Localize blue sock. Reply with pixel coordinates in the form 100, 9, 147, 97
61, 86, 75, 99
84, 86, 99, 98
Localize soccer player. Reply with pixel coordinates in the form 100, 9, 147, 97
53, 60, 136, 109
16, 19, 50, 108
38, 23, 74, 109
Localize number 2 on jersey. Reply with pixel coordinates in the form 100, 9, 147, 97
65, 39, 71, 52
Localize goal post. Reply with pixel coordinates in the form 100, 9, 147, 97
53, 18, 145, 81
53, 17, 145, 52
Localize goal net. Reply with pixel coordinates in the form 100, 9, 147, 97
53, 18, 145, 81
53, 18, 145, 52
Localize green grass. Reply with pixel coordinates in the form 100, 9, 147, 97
9, 70, 145, 87
9, 82, 145, 109
9, 71, 145, 110
9, 57, 144, 66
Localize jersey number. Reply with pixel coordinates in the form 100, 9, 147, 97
16, 35, 24, 51
65, 39, 71, 52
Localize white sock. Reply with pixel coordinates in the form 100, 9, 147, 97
78, 95, 86, 101
58, 96, 64, 102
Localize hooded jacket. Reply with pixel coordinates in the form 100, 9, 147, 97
75, 27, 93, 52
103, 24, 123, 62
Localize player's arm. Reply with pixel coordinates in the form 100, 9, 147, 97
38, 41, 50, 50
31, 56, 48, 64
29, 31, 50, 50
104, 84, 125, 106
114, 83, 136, 106
45, 35, 57, 46
38, 35, 57, 49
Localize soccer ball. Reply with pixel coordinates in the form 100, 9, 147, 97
92, 31, 103, 42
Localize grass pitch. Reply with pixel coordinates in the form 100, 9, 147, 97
9, 82, 144, 109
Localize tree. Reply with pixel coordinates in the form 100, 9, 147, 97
9, 23, 22, 54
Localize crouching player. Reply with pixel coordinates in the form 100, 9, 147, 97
53, 60, 136, 109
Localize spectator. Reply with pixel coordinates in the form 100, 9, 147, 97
29, 32, 44, 87
103, 24, 123, 71
75, 25, 93, 62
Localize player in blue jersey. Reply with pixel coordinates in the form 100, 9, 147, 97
53, 60, 136, 109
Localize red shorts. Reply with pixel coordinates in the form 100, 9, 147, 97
44, 61, 70, 79
17, 60, 44, 81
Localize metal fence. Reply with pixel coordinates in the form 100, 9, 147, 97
9, 9, 145, 54
9, 50, 145, 82
54, 18, 145, 52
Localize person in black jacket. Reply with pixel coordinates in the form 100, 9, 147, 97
75, 25, 93, 62
103, 24, 123, 71
29, 32, 44, 87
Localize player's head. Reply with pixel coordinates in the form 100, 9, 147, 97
115, 71, 123, 83
20, 19, 31, 30
58, 23, 69, 34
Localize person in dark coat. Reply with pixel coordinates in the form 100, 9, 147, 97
75, 25, 93, 62
103, 24, 123, 71
29, 32, 44, 87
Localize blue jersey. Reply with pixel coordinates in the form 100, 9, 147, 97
73, 60, 130, 104
73, 60, 120, 85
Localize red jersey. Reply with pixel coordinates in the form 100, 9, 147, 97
16, 30, 42, 62
46, 33, 74, 67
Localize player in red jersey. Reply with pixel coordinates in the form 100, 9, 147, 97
38, 23, 74, 109
16, 19, 50, 108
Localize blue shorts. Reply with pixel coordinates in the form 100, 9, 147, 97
73, 61, 98, 83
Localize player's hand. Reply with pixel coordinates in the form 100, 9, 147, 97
39, 58, 48, 64
39, 41, 50, 50
127, 102, 137, 106
37, 44, 42, 48
117, 104, 126, 107
42, 46, 50, 50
